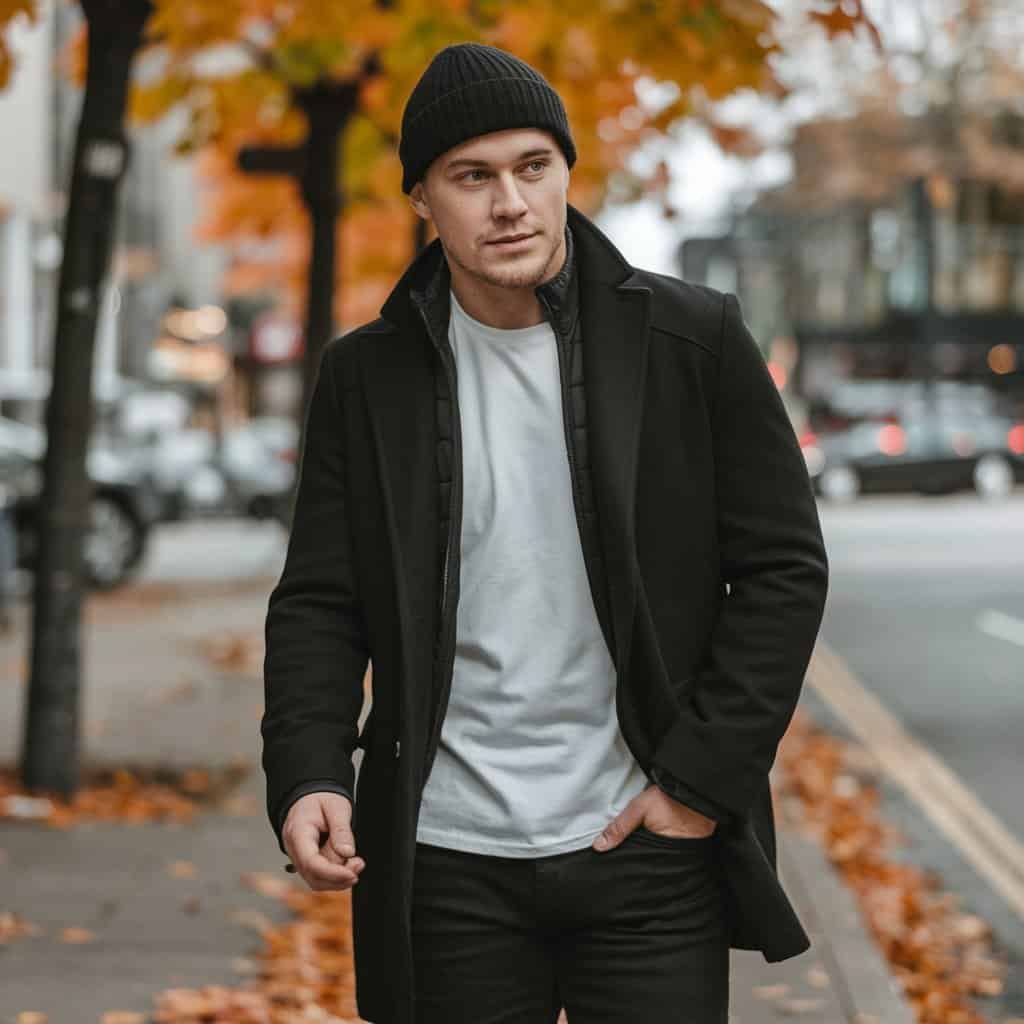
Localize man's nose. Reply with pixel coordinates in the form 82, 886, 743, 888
492, 173, 529, 219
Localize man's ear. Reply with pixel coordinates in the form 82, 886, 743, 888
409, 182, 430, 220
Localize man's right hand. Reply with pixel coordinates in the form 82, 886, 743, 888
282, 792, 365, 891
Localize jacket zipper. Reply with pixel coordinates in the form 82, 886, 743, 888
418, 288, 646, 789
418, 303, 463, 788
539, 292, 649, 778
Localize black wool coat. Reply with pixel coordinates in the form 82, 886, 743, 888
262, 203, 829, 1024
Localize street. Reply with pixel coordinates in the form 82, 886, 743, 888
815, 490, 1024, 1017
818, 491, 1023, 841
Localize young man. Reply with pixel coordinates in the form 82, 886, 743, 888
262, 42, 829, 1024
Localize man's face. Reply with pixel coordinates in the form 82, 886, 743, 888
409, 128, 570, 292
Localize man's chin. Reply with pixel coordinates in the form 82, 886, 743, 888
478, 253, 554, 290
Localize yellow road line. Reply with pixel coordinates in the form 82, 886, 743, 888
807, 639, 1024, 921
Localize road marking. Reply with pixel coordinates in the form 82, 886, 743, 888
807, 639, 1024, 920
977, 609, 1024, 648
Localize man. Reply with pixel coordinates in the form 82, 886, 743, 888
262, 42, 829, 1024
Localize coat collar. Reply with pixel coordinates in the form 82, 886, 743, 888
379, 203, 633, 339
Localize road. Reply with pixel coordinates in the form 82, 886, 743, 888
816, 490, 1024, 1015
817, 491, 1024, 841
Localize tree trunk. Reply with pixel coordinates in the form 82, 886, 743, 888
20, 0, 152, 796
296, 82, 357, 428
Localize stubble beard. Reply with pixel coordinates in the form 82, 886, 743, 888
448, 232, 562, 292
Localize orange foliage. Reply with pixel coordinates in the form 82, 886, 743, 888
0, 0, 36, 90
0, 2, 876, 326
777, 711, 1007, 1024
0, 762, 249, 827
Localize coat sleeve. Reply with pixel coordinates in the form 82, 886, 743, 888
261, 337, 370, 854
648, 292, 828, 821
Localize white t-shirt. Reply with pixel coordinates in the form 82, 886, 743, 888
415, 289, 650, 857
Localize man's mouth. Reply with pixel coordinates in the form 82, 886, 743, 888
488, 233, 536, 246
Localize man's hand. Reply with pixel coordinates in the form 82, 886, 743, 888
592, 783, 716, 851
283, 792, 366, 891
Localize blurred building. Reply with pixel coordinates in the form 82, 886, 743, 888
0, 0, 231, 426
679, 105, 1024, 423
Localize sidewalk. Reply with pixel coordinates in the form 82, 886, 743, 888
0, 575, 913, 1023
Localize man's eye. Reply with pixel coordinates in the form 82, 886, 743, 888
525, 161, 547, 173
461, 169, 487, 182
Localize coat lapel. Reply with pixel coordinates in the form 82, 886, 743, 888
357, 318, 440, 717
567, 206, 653, 677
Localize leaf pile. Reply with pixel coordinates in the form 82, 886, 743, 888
777, 710, 1007, 1024
0, 762, 250, 827
151, 877, 361, 1024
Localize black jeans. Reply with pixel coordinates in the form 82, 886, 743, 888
411, 826, 729, 1024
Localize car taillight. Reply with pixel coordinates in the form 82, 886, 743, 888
1009, 424, 1024, 455
276, 448, 297, 464
877, 423, 906, 456
799, 429, 817, 448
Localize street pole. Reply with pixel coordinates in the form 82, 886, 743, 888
910, 176, 938, 420
237, 79, 359, 445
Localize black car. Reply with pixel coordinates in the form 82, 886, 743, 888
801, 409, 1024, 502
0, 417, 161, 589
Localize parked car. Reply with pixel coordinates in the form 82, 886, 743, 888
801, 408, 1024, 502
140, 417, 298, 524
0, 417, 161, 589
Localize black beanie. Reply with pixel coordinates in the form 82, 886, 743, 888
399, 42, 577, 194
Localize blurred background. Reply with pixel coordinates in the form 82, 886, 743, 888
0, 2, 1021, 1022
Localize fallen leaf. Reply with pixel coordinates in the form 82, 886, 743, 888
805, 965, 831, 989
59, 926, 95, 944
16, 1013, 48, 1024
226, 908, 275, 933
148, 680, 198, 705
753, 984, 790, 1000
240, 871, 294, 899
101, 1013, 146, 1024
167, 860, 198, 879
0, 911, 42, 944
778, 997, 826, 1015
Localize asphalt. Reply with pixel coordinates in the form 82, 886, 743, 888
0, 537, 916, 1024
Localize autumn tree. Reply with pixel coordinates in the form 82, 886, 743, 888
134, 0, 875, 419
0, 0, 155, 797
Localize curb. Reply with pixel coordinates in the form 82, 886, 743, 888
778, 827, 917, 1024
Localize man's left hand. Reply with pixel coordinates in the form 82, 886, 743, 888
592, 784, 716, 851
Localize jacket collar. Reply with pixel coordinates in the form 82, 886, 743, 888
379, 203, 633, 342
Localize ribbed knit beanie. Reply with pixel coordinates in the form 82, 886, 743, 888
399, 42, 577, 194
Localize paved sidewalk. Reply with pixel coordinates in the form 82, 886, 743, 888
0, 573, 913, 1023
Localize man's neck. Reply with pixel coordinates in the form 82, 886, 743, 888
447, 234, 567, 330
